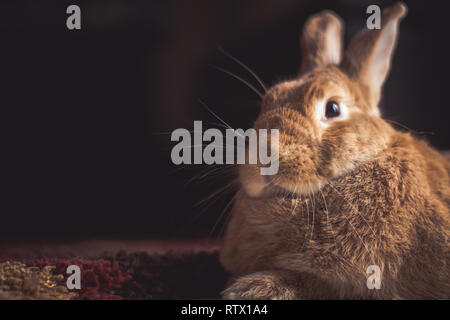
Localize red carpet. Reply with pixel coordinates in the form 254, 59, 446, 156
0, 241, 228, 300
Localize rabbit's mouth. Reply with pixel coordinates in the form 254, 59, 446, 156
267, 184, 304, 199
264, 175, 328, 199
239, 165, 327, 199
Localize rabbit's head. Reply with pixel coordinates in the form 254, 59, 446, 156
240, 3, 407, 198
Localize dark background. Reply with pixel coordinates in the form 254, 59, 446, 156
0, 0, 448, 241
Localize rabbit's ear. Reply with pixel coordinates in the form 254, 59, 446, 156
341, 2, 407, 108
300, 10, 344, 74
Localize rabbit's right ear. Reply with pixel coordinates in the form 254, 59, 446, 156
341, 2, 407, 109
300, 10, 344, 74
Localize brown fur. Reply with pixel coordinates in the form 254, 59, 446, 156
220, 2, 450, 299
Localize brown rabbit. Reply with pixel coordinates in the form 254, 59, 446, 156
220, 2, 450, 299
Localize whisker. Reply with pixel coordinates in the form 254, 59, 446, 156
182, 144, 225, 148
205, 122, 231, 130
198, 99, 246, 140
299, 195, 311, 249
344, 214, 371, 259
192, 180, 238, 225
186, 164, 237, 186
197, 165, 237, 183
194, 180, 237, 207
217, 191, 244, 239
385, 119, 435, 136
151, 130, 200, 136
290, 186, 299, 216
327, 181, 377, 238
309, 168, 374, 263
208, 192, 238, 240
216, 45, 268, 92
209, 65, 263, 98
309, 188, 316, 241
321, 180, 373, 260
319, 189, 338, 250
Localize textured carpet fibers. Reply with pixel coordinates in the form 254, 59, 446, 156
0, 249, 228, 300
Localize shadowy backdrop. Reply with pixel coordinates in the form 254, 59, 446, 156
0, 0, 449, 241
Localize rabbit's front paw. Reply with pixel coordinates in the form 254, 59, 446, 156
222, 271, 297, 300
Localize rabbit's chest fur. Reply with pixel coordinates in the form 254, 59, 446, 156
221, 134, 450, 298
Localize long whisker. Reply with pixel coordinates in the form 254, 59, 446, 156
198, 99, 245, 140
205, 122, 232, 130
309, 166, 377, 239
217, 191, 244, 239
327, 181, 377, 238
189, 164, 235, 185
208, 192, 238, 240
309, 169, 374, 262
319, 189, 338, 250
192, 180, 239, 224
209, 65, 263, 98
216, 45, 268, 92
198, 166, 237, 183
198, 99, 233, 130
344, 214, 371, 259
300, 195, 311, 249
182, 144, 225, 148
321, 181, 372, 259
151, 129, 200, 136
185, 164, 237, 186
305, 194, 312, 240
194, 180, 237, 207
385, 119, 435, 136
309, 188, 316, 242
290, 186, 299, 216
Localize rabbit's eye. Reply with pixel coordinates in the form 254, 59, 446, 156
325, 101, 340, 118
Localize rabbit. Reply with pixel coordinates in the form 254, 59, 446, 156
220, 2, 450, 299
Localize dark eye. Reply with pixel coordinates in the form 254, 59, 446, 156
325, 101, 340, 118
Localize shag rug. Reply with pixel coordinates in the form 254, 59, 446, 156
0, 241, 228, 300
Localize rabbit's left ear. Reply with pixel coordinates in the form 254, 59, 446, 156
341, 2, 407, 108
300, 10, 344, 74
